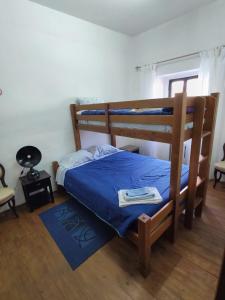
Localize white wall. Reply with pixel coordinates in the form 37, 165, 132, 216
130, 0, 225, 100
132, 0, 225, 68
0, 0, 131, 208
128, 0, 225, 162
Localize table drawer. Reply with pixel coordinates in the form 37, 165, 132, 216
26, 178, 49, 191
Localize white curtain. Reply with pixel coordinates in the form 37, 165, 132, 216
137, 64, 157, 99
199, 46, 225, 176
136, 64, 169, 159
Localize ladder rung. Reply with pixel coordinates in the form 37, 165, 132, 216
196, 176, 205, 188
199, 155, 208, 164
202, 130, 211, 138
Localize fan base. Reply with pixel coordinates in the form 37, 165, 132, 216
27, 168, 40, 180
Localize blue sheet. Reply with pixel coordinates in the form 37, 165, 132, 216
80, 107, 194, 116
64, 151, 189, 236
81, 109, 169, 115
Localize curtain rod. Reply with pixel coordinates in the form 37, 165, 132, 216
135, 45, 225, 71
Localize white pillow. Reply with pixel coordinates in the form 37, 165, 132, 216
59, 150, 93, 168
87, 144, 120, 159
75, 97, 103, 105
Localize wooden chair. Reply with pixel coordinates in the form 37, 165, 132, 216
214, 144, 225, 188
0, 164, 18, 217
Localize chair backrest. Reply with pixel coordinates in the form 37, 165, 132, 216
0, 164, 7, 187
223, 144, 225, 161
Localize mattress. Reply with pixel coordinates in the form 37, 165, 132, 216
78, 108, 193, 132
79, 107, 194, 115
63, 151, 189, 236
79, 108, 172, 115
78, 120, 193, 132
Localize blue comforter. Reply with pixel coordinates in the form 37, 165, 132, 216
64, 151, 189, 236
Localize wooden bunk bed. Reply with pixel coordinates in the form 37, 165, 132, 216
54, 92, 218, 276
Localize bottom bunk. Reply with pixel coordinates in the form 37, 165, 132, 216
54, 149, 190, 276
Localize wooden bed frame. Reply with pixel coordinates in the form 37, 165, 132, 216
215, 248, 225, 299
53, 92, 218, 277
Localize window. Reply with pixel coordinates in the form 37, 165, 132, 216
167, 74, 199, 164
168, 75, 199, 97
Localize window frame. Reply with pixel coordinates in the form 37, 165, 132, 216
168, 75, 198, 97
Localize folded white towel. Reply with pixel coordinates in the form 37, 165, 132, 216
118, 187, 162, 207
124, 187, 153, 200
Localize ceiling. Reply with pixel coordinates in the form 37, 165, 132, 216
30, 0, 215, 36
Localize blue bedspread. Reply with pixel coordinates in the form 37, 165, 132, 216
64, 151, 189, 236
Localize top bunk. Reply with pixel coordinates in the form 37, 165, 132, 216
70, 93, 218, 145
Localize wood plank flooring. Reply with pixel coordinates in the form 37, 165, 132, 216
0, 182, 224, 300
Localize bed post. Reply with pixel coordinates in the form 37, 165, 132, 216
104, 103, 116, 146
184, 97, 205, 229
194, 93, 219, 218
169, 93, 187, 242
70, 104, 81, 150
138, 213, 151, 277
111, 135, 116, 147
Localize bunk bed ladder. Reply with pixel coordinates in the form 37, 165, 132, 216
195, 93, 219, 218
185, 97, 205, 229
185, 93, 219, 229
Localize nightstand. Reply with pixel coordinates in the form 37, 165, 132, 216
120, 145, 139, 154
20, 170, 54, 212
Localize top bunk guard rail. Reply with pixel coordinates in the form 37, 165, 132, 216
75, 95, 199, 111
71, 94, 208, 147
76, 97, 175, 111
75, 103, 108, 111
108, 98, 174, 109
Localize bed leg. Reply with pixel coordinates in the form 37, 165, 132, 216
168, 220, 178, 243
111, 135, 116, 147
138, 214, 151, 277
184, 193, 194, 229
196, 181, 208, 217
195, 201, 203, 217
184, 210, 193, 230
167, 198, 180, 243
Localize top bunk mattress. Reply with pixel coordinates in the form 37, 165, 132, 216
78, 120, 193, 132
80, 108, 171, 115
77, 108, 194, 132
62, 151, 189, 236
78, 107, 194, 116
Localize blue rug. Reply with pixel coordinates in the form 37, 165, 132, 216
39, 199, 115, 270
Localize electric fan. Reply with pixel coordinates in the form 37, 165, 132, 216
16, 146, 42, 180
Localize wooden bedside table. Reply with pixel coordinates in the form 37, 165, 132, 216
20, 170, 54, 212
120, 145, 139, 154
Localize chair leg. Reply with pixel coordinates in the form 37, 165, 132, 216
8, 197, 19, 218
214, 169, 222, 188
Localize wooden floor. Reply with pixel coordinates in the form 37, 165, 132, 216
0, 182, 224, 300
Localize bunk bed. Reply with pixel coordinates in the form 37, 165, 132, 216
53, 92, 218, 276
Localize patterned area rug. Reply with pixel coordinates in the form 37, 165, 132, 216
40, 199, 115, 270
